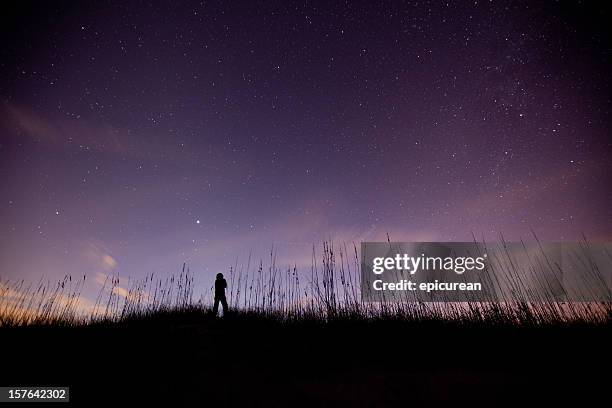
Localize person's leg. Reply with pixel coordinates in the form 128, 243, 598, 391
221, 297, 228, 314
213, 297, 220, 315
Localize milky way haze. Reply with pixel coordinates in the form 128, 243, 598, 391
1, 1, 610, 294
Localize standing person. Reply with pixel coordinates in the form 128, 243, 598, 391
213, 273, 228, 316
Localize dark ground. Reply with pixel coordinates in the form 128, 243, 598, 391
1, 311, 609, 407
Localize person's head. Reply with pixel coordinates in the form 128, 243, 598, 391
216, 273, 224, 280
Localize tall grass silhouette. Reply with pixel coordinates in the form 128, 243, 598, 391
1, 238, 610, 327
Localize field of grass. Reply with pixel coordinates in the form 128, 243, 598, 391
2, 239, 610, 327
1, 306, 609, 406
1, 240, 610, 406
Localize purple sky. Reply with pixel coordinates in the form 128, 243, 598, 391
1, 1, 611, 302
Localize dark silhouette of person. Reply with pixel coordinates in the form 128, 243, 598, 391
213, 272, 228, 316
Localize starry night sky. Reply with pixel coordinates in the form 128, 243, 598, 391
1, 1, 611, 296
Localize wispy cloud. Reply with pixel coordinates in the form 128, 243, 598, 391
1, 102, 191, 160
84, 241, 119, 272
